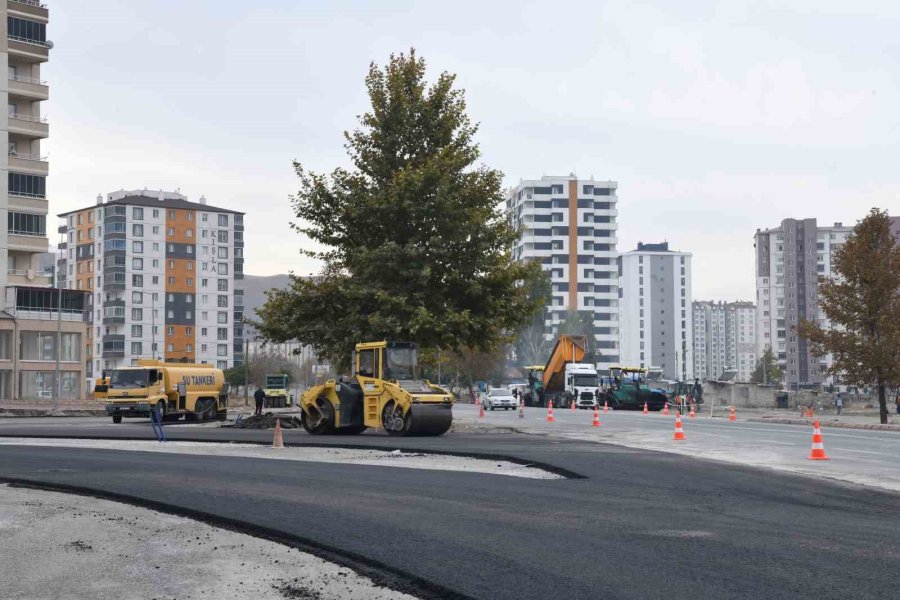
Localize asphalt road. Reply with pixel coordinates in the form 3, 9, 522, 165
1, 419, 899, 599
452, 404, 900, 491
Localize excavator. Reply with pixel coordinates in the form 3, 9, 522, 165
299, 341, 454, 436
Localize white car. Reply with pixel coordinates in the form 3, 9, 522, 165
482, 387, 518, 411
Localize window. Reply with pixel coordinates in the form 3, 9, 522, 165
168, 277, 175, 285
217, 231, 229, 243
201, 279, 208, 288
187, 246, 194, 255
132, 208, 143, 220
218, 247, 228, 259
218, 214, 228, 226
187, 212, 194, 221
152, 276, 159, 285
167, 326, 174, 336
131, 342, 142, 355
132, 292, 143, 304
217, 279, 228, 291
7, 17, 47, 44
186, 344, 193, 352
132, 308, 143, 321
217, 312, 227, 324
187, 228, 193, 238
7, 212, 46, 236
202, 230, 208, 238
132, 274, 143, 287
217, 295, 228, 308
187, 261, 194, 270
152, 243, 160, 251
218, 264, 228, 275
132, 224, 144, 236
217, 344, 228, 357
201, 328, 208, 336
202, 213, 208, 222
152, 225, 160, 235
186, 311, 193, 320
186, 295, 193, 304
168, 244, 175, 252
168, 294, 175, 302
132, 258, 143, 270
167, 310, 174, 319
217, 328, 228, 340
201, 312, 208, 321
131, 325, 143, 337
167, 343, 174, 352
20, 332, 81, 362
133, 241, 143, 253
168, 210, 175, 219
167, 227, 174, 237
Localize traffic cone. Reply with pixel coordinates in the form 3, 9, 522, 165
807, 420, 829, 460
673, 412, 685, 441
479, 402, 485, 419
689, 403, 696, 418
662, 403, 670, 416
729, 405, 736, 422
807, 406, 814, 418
592, 406, 601, 427
643, 402, 649, 415
603, 400, 609, 413
518, 399, 524, 419
272, 418, 284, 449
571, 399, 576, 412
547, 400, 555, 423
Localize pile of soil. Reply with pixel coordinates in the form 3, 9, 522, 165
232, 412, 303, 430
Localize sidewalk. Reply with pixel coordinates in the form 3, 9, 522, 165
700, 405, 900, 431
0, 399, 107, 418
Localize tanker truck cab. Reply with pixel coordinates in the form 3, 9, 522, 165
566, 363, 599, 408
105, 361, 228, 424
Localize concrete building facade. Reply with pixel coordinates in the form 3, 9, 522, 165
618, 242, 693, 381
1, 2, 90, 401
692, 300, 756, 382
59, 191, 245, 381
507, 175, 619, 372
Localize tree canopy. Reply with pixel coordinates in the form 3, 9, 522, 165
750, 347, 783, 384
255, 50, 542, 368
796, 208, 900, 423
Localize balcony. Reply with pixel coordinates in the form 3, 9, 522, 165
5, 286, 88, 322
8, 151, 48, 176
8, 0, 49, 20
6, 38, 50, 63
7, 232, 48, 253
8, 73, 49, 101
8, 112, 49, 138
7, 268, 53, 287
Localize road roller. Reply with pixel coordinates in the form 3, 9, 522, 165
299, 341, 453, 436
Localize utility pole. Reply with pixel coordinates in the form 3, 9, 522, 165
243, 336, 249, 406
150, 292, 156, 360
53, 262, 62, 410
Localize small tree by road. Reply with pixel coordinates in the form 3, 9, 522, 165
750, 347, 783, 385
796, 208, 900, 424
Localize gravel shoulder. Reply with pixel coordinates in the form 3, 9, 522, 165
0, 483, 418, 600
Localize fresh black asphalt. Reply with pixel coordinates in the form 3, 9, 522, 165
1, 423, 899, 599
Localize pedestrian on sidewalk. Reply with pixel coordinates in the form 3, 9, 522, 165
834, 394, 843, 416
253, 386, 265, 416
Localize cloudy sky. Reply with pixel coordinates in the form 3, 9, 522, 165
47, 0, 899, 300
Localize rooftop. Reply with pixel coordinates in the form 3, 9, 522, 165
58, 192, 244, 218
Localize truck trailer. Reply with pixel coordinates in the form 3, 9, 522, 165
523, 335, 597, 408
104, 360, 228, 423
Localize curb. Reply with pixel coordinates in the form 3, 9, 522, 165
0, 409, 107, 418
749, 417, 900, 431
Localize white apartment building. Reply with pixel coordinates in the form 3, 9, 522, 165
618, 242, 693, 381
507, 175, 619, 372
692, 300, 756, 382
59, 190, 245, 381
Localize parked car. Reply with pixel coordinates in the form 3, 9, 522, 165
482, 387, 518, 411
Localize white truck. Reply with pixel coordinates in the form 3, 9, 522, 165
566, 363, 600, 409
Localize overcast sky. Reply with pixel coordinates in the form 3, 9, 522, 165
46, 0, 899, 300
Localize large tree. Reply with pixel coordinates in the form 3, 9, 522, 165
255, 51, 542, 368
749, 347, 783, 384
796, 208, 900, 423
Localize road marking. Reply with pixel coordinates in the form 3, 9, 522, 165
832, 447, 882, 455
758, 439, 795, 446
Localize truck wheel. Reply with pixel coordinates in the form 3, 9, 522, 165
301, 398, 335, 435
112, 415, 122, 424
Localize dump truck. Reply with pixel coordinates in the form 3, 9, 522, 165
602, 366, 667, 411
104, 360, 228, 424
523, 335, 597, 408
263, 374, 294, 408
299, 341, 453, 436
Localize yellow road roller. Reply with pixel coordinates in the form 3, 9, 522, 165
299, 341, 453, 436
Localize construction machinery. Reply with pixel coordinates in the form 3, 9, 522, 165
299, 341, 453, 436
602, 366, 667, 411
92, 377, 110, 401
263, 374, 294, 408
523, 335, 596, 407
104, 360, 228, 424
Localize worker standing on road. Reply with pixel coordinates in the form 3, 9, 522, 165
254, 386, 265, 416
835, 394, 843, 416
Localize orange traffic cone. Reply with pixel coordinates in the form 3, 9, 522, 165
689, 403, 696, 418
273, 417, 284, 448
662, 403, 670, 416
729, 406, 736, 422
592, 406, 601, 427
479, 402, 485, 418
807, 420, 829, 460
643, 402, 649, 415
673, 412, 685, 441
547, 400, 555, 423
603, 400, 609, 413
571, 399, 576, 412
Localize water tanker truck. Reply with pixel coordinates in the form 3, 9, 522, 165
104, 360, 228, 423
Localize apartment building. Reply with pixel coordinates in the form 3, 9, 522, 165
692, 300, 756, 382
1, 1, 90, 400
507, 175, 619, 372
59, 190, 245, 381
618, 242, 693, 381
